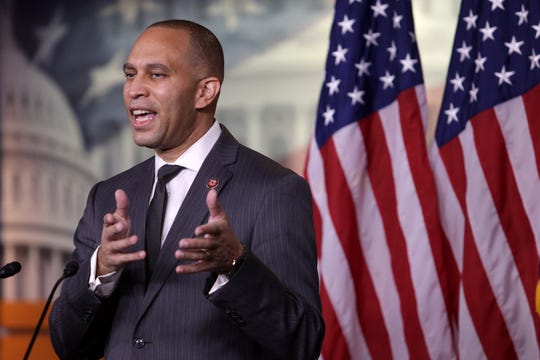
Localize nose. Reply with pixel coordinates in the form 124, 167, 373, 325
125, 76, 149, 99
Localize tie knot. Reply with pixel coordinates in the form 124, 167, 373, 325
157, 164, 182, 183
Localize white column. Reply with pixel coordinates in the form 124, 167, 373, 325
2, 244, 18, 301
24, 246, 40, 301
49, 250, 64, 299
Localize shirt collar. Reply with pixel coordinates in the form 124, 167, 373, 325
154, 120, 221, 175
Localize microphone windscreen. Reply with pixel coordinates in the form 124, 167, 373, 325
9, 261, 21, 274
63, 261, 79, 278
0, 261, 21, 278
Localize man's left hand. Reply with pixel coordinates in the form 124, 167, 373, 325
175, 189, 244, 274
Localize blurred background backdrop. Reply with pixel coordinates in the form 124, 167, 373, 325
0, 0, 459, 357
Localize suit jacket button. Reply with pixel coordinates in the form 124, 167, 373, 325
134, 338, 145, 349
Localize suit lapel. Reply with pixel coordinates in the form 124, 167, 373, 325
131, 158, 155, 251
124, 158, 155, 294
140, 126, 238, 312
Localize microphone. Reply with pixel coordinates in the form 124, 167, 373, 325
0, 261, 21, 279
62, 260, 79, 278
23, 260, 79, 360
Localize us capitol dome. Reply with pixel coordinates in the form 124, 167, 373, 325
0, 13, 97, 301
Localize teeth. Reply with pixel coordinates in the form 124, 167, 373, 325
133, 109, 151, 115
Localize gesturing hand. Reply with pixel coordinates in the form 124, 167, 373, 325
97, 189, 145, 276
175, 189, 244, 274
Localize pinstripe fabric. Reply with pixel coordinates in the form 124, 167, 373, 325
49, 126, 324, 360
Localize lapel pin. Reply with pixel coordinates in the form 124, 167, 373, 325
206, 178, 219, 189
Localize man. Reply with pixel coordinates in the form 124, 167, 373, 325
49, 19, 324, 359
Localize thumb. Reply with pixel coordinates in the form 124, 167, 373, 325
206, 189, 224, 221
114, 189, 130, 220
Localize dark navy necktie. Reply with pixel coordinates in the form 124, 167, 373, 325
145, 164, 182, 285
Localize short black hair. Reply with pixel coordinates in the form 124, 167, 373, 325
147, 19, 224, 83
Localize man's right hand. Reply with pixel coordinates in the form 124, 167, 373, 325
97, 189, 145, 276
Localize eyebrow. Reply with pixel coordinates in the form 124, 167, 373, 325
123, 63, 171, 72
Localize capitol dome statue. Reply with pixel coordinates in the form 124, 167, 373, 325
0, 9, 97, 302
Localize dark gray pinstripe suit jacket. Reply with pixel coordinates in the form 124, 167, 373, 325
49, 126, 324, 359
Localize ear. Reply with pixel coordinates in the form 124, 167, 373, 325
195, 77, 221, 110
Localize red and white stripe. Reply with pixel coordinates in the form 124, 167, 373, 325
306, 85, 456, 359
430, 83, 540, 359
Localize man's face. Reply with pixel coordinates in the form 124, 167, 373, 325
123, 27, 203, 159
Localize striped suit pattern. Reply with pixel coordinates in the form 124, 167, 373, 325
49, 126, 325, 359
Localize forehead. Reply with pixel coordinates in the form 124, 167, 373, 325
126, 27, 190, 65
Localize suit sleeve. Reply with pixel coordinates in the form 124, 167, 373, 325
49, 182, 116, 360
206, 173, 325, 359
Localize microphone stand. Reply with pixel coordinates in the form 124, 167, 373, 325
23, 261, 78, 360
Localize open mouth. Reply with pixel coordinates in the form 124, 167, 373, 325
131, 109, 157, 123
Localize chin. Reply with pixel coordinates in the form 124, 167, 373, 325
132, 135, 159, 149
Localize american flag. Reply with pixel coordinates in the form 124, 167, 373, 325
305, 0, 455, 358
430, 0, 540, 358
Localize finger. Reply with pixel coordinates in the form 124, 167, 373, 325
178, 237, 216, 251
102, 235, 139, 253
115, 189, 130, 219
206, 189, 224, 221
104, 250, 146, 266
97, 236, 146, 275
175, 249, 209, 261
103, 213, 119, 227
194, 222, 223, 237
97, 243, 145, 274
103, 215, 128, 241
176, 261, 214, 274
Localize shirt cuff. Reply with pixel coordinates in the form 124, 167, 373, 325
88, 246, 122, 298
208, 274, 229, 294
